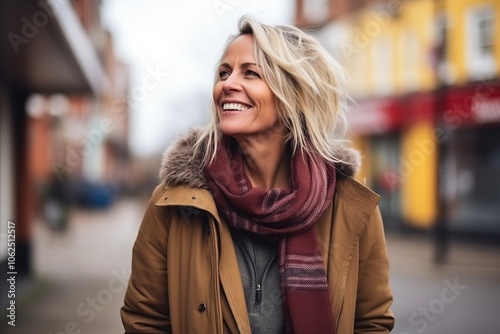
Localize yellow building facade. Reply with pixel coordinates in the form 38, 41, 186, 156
445, 0, 500, 84
321, 0, 500, 231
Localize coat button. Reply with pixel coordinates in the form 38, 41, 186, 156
206, 226, 211, 235
198, 304, 207, 312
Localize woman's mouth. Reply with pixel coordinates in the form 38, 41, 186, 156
222, 102, 252, 112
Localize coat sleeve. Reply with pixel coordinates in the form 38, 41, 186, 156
354, 206, 395, 333
121, 185, 171, 333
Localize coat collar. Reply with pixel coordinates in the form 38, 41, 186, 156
159, 128, 362, 188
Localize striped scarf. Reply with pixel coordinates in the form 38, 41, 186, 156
205, 139, 337, 333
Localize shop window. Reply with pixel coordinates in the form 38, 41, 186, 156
449, 127, 500, 233
369, 133, 402, 227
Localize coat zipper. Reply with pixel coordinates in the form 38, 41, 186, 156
237, 237, 261, 306
256, 250, 277, 308
236, 234, 277, 309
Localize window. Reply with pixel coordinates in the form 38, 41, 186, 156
303, 0, 330, 25
478, 13, 494, 56
373, 35, 393, 95
466, 5, 496, 78
402, 29, 419, 91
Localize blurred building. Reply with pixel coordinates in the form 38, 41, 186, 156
0, 0, 130, 306
296, 0, 500, 236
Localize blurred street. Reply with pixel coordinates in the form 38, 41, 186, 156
1, 197, 499, 334
1, 197, 147, 334
387, 232, 500, 334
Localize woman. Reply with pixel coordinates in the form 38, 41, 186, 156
121, 15, 394, 333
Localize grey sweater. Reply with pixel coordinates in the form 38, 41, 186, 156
232, 229, 285, 334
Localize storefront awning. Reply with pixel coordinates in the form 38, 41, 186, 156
348, 98, 403, 135
444, 81, 500, 127
0, 0, 107, 96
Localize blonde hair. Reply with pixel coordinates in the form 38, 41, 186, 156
195, 15, 351, 165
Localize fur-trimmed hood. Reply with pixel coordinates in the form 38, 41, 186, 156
159, 128, 361, 188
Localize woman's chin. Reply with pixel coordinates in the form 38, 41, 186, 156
219, 123, 249, 137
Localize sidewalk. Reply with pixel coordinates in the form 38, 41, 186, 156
385, 231, 500, 334
1, 198, 499, 333
1, 196, 146, 334
386, 230, 500, 280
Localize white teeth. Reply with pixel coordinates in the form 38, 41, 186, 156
222, 103, 250, 111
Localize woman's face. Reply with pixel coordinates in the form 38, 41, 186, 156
213, 34, 283, 140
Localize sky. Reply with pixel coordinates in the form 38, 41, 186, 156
101, 0, 295, 157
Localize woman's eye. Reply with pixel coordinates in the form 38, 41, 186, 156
219, 71, 230, 79
245, 70, 260, 77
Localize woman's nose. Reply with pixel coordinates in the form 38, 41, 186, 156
221, 73, 242, 93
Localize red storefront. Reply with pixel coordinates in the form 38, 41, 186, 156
350, 82, 500, 235
439, 81, 500, 235
349, 98, 404, 135
349, 97, 405, 228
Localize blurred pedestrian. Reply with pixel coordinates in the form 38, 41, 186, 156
42, 172, 70, 232
121, 15, 394, 333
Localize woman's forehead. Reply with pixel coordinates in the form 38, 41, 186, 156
220, 35, 255, 60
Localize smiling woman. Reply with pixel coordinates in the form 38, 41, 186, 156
121, 15, 394, 334
212, 34, 290, 191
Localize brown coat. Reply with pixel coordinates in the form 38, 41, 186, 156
121, 130, 395, 333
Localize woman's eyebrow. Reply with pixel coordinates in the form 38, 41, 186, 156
219, 62, 259, 69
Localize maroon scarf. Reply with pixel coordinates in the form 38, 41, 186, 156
205, 139, 337, 333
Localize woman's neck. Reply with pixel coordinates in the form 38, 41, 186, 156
238, 137, 291, 190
